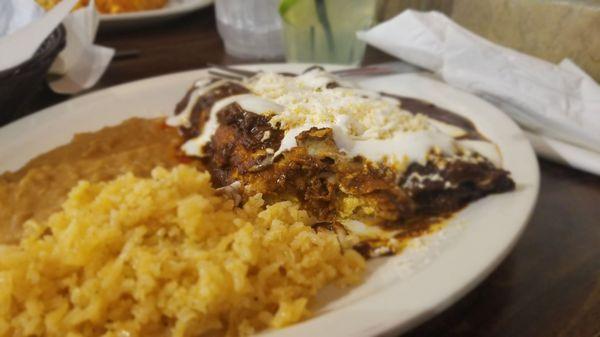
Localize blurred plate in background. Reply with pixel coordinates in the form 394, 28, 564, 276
100, 0, 213, 30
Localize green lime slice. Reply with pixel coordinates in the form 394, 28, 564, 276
279, 0, 319, 27
279, 0, 301, 18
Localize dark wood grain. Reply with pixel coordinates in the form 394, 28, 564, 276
19, 7, 600, 337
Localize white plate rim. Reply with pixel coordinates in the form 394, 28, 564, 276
99, 0, 213, 23
0, 63, 540, 337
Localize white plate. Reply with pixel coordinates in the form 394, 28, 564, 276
99, 0, 213, 30
0, 64, 539, 336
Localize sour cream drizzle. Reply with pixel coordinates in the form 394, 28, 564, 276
166, 78, 231, 128
181, 94, 284, 156
272, 123, 457, 166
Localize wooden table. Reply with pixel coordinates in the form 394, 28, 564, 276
24, 8, 600, 337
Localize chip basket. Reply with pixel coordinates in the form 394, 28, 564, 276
0, 25, 66, 126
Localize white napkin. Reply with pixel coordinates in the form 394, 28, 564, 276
0, 0, 77, 70
358, 10, 600, 174
48, 0, 115, 94
0, 0, 45, 36
0, 0, 114, 94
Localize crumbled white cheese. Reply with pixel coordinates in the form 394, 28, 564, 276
245, 69, 430, 139
403, 171, 446, 190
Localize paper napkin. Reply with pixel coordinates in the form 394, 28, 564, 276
0, 0, 45, 37
0, 0, 114, 94
48, 0, 115, 94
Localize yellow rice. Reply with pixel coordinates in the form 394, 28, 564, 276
0, 166, 364, 337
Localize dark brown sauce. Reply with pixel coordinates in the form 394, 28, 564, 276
383, 93, 486, 141
175, 82, 249, 139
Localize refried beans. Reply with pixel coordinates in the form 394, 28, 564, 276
0, 118, 188, 243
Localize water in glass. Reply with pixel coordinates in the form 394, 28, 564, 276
215, 0, 284, 60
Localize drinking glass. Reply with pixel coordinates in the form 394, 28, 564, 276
281, 0, 378, 65
215, 0, 284, 59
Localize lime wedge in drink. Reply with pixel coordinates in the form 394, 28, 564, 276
279, 0, 300, 19
279, 0, 320, 27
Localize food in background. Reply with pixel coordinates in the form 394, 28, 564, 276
36, 0, 168, 14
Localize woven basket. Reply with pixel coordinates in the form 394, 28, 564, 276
0, 25, 66, 126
